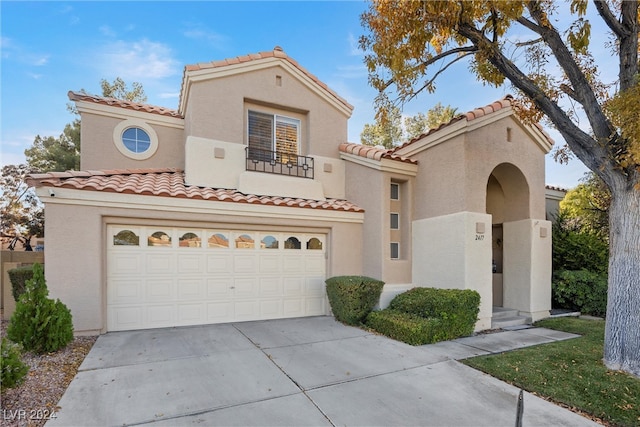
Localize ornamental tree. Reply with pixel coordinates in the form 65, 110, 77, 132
361, 0, 639, 376
0, 164, 43, 250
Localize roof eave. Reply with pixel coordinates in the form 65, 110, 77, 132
178, 56, 353, 118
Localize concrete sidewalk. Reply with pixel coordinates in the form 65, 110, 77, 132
47, 317, 600, 426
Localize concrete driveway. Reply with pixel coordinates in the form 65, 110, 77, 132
48, 316, 599, 426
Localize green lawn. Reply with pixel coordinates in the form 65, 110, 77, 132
462, 318, 640, 427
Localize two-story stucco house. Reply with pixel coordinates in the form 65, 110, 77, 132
28, 47, 553, 334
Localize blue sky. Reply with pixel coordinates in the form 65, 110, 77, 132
1, 1, 591, 188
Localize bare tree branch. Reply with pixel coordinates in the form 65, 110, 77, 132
593, 0, 625, 37
456, 21, 616, 185
515, 37, 543, 47
524, 1, 615, 142
381, 46, 477, 90
404, 51, 475, 103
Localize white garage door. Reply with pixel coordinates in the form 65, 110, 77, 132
107, 225, 327, 331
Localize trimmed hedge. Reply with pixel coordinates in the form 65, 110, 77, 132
552, 269, 607, 317
388, 287, 480, 338
366, 310, 446, 345
8, 265, 35, 302
366, 287, 480, 345
325, 276, 384, 325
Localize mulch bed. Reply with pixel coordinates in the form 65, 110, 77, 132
1, 310, 96, 427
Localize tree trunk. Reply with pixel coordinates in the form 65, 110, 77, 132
604, 186, 640, 377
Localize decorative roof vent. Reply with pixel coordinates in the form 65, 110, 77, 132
274, 46, 283, 52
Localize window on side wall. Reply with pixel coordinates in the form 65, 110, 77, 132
390, 182, 400, 200
248, 110, 300, 163
390, 242, 400, 259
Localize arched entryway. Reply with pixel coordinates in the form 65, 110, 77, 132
486, 163, 530, 307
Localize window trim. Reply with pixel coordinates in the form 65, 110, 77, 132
113, 119, 159, 160
390, 182, 400, 200
390, 242, 400, 260
390, 212, 400, 230
247, 109, 301, 156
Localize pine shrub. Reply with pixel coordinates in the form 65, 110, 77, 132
1, 338, 29, 390
7, 263, 74, 354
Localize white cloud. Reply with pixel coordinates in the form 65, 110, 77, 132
158, 92, 180, 99
182, 23, 228, 49
0, 37, 49, 66
99, 25, 116, 37
334, 64, 367, 80
347, 33, 363, 56
98, 39, 180, 80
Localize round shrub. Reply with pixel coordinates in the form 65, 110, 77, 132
1, 338, 29, 390
325, 276, 384, 325
388, 287, 480, 338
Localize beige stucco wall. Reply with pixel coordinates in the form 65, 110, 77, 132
185, 136, 346, 200
183, 65, 349, 160
343, 161, 414, 286
79, 113, 185, 171
503, 219, 552, 321
38, 189, 363, 334
1, 251, 45, 320
545, 187, 566, 220
410, 115, 548, 222
412, 212, 493, 331
345, 162, 385, 281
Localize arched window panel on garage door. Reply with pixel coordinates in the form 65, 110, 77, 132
148, 231, 172, 247
306, 237, 323, 250
261, 235, 279, 249
112, 228, 140, 246
235, 233, 255, 249
285, 236, 301, 249
208, 232, 229, 248
179, 231, 202, 248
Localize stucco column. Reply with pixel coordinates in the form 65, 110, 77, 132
502, 219, 552, 321
412, 212, 493, 330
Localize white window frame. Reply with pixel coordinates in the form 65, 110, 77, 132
390, 212, 400, 230
247, 110, 301, 157
390, 242, 400, 260
390, 182, 400, 200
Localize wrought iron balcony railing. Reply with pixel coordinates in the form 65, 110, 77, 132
245, 147, 314, 179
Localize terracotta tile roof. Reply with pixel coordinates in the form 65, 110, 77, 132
545, 185, 568, 192
338, 142, 418, 164
183, 46, 353, 112
390, 95, 554, 153
27, 169, 364, 213
68, 91, 182, 118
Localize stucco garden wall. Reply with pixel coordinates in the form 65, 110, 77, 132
412, 212, 493, 330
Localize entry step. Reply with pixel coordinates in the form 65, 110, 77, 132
491, 307, 532, 329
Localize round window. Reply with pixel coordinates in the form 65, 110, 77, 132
113, 119, 159, 160
122, 127, 151, 153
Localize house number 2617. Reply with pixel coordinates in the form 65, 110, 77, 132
475, 234, 485, 241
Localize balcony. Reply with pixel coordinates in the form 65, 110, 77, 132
246, 147, 314, 179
